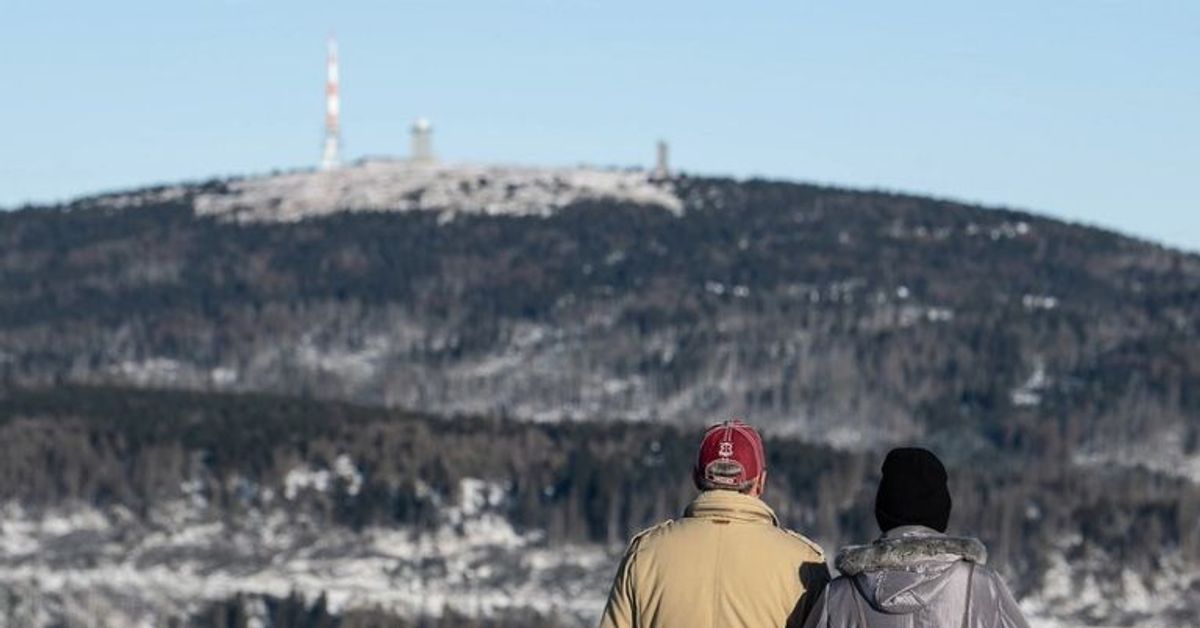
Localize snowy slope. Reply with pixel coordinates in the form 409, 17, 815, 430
0, 478, 612, 627
1, 475, 1192, 627
185, 160, 683, 223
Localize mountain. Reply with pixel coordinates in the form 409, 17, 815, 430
1, 159, 1199, 626
3, 160, 1198, 458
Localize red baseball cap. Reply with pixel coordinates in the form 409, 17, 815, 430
694, 419, 766, 491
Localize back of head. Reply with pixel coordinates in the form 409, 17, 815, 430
874, 447, 952, 533
693, 419, 766, 493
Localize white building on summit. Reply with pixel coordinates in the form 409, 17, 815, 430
411, 118, 435, 164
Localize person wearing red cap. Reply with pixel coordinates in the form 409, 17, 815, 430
599, 419, 829, 628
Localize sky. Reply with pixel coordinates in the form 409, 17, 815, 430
1, 0, 1197, 250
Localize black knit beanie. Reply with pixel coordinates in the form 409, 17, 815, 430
874, 447, 952, 533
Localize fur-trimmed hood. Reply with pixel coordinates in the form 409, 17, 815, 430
836, 530, 987, 576
834, 526, 989, 615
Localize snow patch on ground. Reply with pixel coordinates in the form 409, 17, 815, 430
294, 334, 392, 384
1011, 358, 1049, 407
1020, 536, 1200, 626
0, 479, 613, 627
191, 161, 683, 223
1022, 294, 1059, 310
111, 358, 196, 387
1074, 428, 1200, 484
90, 186, 189, 210
0, 498, 1193, 627
283, 455, 363, 500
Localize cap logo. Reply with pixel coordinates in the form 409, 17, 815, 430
719, 441, 734, 458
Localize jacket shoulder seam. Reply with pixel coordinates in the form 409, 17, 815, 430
628, 519, 674, 552
778, 527, 825, 559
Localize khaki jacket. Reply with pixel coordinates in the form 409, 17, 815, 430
599, 490, 829, 628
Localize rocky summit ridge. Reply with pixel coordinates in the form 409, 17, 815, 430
91, 160, 683, 223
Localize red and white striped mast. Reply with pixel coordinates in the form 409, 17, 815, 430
320, 34, 341, 170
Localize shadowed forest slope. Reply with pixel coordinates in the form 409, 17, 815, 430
2, 173, 1198, 465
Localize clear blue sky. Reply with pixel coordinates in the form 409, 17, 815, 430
2, 1, 1197, 250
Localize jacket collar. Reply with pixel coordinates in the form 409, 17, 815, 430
835, 526, 988, 576
883, 525, 945, 539
684, 490, 780, 526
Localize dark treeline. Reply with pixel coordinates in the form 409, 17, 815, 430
2, 385, 1197, 603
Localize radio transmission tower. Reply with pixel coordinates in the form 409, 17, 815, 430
321, 35, 342, 170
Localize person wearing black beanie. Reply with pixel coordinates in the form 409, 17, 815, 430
802, 447, 1031, 628
874, 447, 952, 533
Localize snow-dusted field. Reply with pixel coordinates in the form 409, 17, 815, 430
1, 474, 1191, 627
184, 160, 683, 223
0, 479, 612, 627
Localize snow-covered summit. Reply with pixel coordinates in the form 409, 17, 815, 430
191, 160, 683, 223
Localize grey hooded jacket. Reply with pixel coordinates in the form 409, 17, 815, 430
802, 526, 1029, 628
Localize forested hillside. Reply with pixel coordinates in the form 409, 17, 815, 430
1, 164, 1199, 625
0, 386, 1197, 626
2, 167, 1198, 463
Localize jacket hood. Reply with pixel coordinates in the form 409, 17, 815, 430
835, 527, 987, 615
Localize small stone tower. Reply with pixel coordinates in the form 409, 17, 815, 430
653, 140, 670, 179
411, 118, 434, 164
